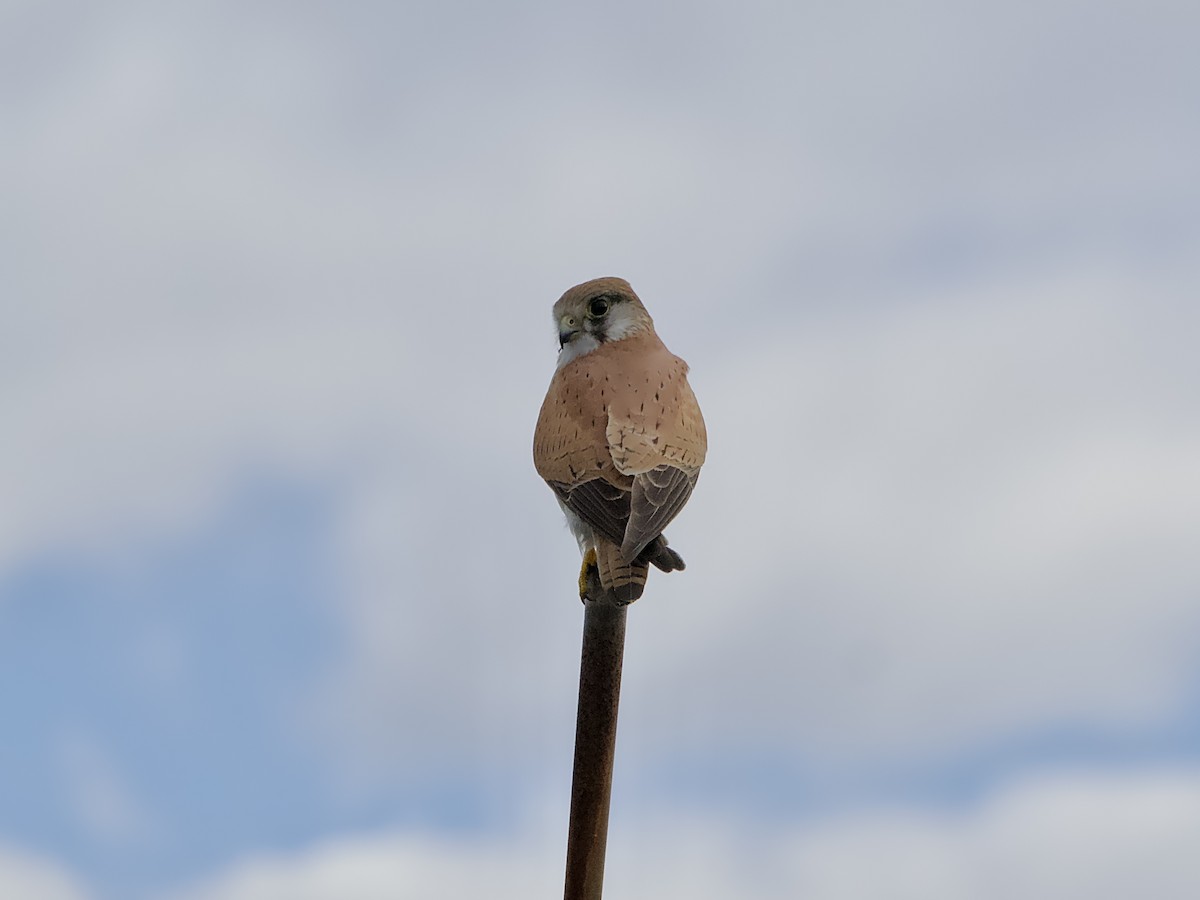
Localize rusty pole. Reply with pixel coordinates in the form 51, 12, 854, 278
563, 570, 628, 900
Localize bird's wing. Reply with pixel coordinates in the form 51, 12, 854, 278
606, 357, 706, 475
605, 357, 707, 560
548, 478, 629, 547
621, 465, 698, 561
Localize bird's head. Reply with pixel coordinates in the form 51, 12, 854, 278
552, 277, 654, 367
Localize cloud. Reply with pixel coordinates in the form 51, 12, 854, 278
773, 769, 1200, 900
0, 845, 90, 900
305, 260, 1200, 789
622, 266, 1200, 770
0, 5, 1197, 900
1, 0, 1197, 847
3, 200, 1196, 793
167, 832, 558, 900
166, 767, 1200, 900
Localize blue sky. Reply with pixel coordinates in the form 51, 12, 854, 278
3, 1, 1199, 897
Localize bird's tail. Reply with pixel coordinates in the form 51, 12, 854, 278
595, 540, 650, 605
594, 534, 685, 605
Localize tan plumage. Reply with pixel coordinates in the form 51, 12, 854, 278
533, 277, 706, 604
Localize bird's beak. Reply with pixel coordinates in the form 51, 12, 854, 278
558, 315, 580, 347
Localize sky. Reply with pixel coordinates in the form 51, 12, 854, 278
2, 0, 1199, 897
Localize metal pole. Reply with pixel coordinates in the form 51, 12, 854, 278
563, 572, 627, 900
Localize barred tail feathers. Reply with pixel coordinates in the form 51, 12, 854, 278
595, 540, 649, 605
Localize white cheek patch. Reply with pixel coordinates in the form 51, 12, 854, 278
556, 333, 601, 370
603, 308, 640, 341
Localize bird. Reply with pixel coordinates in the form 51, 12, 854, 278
533, 277, 707, 604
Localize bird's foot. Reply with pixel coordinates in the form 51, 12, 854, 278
637, 534, 686, 572
578, 547, 598, 599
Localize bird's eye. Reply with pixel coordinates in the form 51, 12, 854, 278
587, 297, 610, 318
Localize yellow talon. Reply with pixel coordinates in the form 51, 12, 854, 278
578, 547, 598, 598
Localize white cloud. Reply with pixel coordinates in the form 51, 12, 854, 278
0, 846, 91, 900
0, 6, 1198, 900
774, 770, 1200, 900
166, 767, 1200, 900
1, 0, 1197, 793
623, 267, 1200, 767
3, 234, 1197, 788
167, 832, 560, 900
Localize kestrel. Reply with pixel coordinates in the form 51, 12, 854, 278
533, 277, 707, 604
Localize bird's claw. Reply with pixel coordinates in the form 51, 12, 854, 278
578, 547, 598, 599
